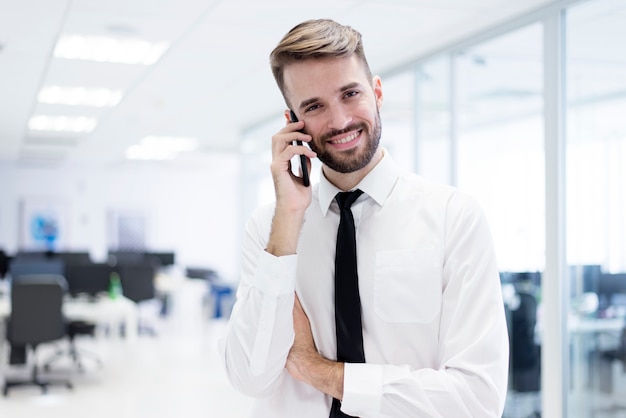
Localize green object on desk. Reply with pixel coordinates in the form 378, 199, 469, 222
109, 272, 123, 299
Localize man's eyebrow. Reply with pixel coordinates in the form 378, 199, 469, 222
340, 82, 360, 92
297, 82, 363, 110
299, 97, 319, 111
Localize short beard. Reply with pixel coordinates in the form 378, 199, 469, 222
309, 109, 382, 174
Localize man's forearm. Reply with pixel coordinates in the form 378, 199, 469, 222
288, 347, 345, 400
266, 206, 305, 256
306, 355, 345, 400
287, 295, 345, 400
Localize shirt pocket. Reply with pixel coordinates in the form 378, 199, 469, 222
374, 248, 441, 323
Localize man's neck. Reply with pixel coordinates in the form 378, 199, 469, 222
323, 148, 384, 191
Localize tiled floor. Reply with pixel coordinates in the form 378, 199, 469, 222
0, 279, 255, 418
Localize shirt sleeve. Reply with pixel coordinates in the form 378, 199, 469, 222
219, 207, 298, 397
341, 191, 509, 418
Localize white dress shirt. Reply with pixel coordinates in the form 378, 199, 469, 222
220, 150, 509, 417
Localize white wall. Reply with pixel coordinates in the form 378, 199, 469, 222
0, 155, 242, 282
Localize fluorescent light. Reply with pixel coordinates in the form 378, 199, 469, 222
54, 35, 170, 65
125, 144, 177, 160
141, 136, 198, 152
125, 136, 198, 160
38, 86, 123, 107
28, 115, 98, 133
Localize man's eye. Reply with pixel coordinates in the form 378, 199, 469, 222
305, 104, 320, 112
344, 91, 359, 99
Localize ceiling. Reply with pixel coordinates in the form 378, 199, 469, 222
0, 0, 559, 168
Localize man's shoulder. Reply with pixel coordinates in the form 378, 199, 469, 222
396, 172, 482, 212
398, 171, 457, 198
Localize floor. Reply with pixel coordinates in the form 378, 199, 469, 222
0, 279, 255, 418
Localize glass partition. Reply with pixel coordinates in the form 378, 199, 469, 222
566, 0, 626, 416
378, 69, 415, 171
454, 23, 545, 417
415, 56, 451, 184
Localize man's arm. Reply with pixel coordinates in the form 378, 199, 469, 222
220, 120, 317, 396
220, 210, 298, 396
286, 295, 344, 401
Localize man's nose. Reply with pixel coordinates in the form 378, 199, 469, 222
326, 105, 352, 130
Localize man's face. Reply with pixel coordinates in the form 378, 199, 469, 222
283, 56, 383, 174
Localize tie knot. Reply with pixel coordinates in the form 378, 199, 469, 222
336, 189, 363, 210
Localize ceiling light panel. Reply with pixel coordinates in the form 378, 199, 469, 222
28, 115, 98, 133
54, 35, 170, 65
38, 85, 123, 107
125, 136, 198, 160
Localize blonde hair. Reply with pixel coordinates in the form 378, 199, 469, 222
270, 19, 372, 104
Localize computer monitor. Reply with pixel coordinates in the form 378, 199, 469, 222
13, 250, 48, 260
64, 263, 113, 297
509, 271, 542, 287
145, 252, 175, 266
596, 273, 626, 309
108, 251, 145, 266
55, 251, 92, 265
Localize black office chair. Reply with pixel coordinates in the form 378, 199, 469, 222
3, 274, 73, 396
8, 258, 65, 281
118, 263, 158, 336
42, 262, 108, 371
504, 285, 541, 418
0, 249, 9, 279
43, 320, 101, 372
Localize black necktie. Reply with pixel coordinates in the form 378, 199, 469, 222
330, 189, 365, 418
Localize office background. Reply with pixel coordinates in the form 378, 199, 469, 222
1, 0, 625, 417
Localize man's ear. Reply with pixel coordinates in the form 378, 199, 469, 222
373, 75, 383, 110
284, 109, 293, 124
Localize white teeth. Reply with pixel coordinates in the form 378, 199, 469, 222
331, 131, 359, 144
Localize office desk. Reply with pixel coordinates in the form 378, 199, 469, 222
568, 315, 625, 415
569, 316, 625, 334
0, 294, 138, 341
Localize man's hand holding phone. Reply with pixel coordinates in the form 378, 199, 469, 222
289, 110, 310, 187
269, 110, 315, 210
266, 110, 316, 257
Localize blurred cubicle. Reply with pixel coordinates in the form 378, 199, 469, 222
501, 267, 626, 417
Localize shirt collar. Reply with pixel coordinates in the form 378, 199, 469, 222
318, 148, 400, 216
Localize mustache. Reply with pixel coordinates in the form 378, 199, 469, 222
318, 122, 366, 143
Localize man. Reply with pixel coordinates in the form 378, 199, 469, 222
220, 19, 509, 417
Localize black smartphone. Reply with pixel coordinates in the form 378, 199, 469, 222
289, 109, 310, 187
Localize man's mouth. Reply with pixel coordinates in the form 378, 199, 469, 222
329, 130, 361, 145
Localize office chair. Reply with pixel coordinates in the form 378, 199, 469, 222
117, 263, 158, 336
8, 258, 65, 281
42, 262, 109, 371
0, 249, 9, 278
3, 274, 73, 396
43, 320, 102, 372
504, 284, 541, 418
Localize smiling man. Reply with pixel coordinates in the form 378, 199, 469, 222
220, 19, 509, 418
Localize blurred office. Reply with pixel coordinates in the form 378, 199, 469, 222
1, 0, 626, 417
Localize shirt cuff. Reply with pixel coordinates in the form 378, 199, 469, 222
341, 363, 383, 416
253, 250, 298, 296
